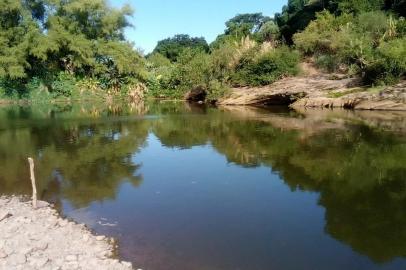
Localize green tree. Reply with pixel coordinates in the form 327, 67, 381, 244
211, 13, 272, 48
152, 34, 209, 62
0, 0, 143, 97
224, 13, 271, 36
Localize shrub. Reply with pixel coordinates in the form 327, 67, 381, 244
207, 80, 230, 101
26, 77, 52, 102
294, 9, 405, 85
356, 11, 388, 43
51, 72, 77, 97
378, 38, 406, 72
163, 48, 211, 97
397, 17, 406, 36
364, 38, 406, 84
0, 79, 26, 99
315, 55, 339, 72
231, 46, 299, 86
293, 11, 353, 55
209, 41, 238, 82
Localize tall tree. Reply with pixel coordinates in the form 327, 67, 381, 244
211, 13, 272, 48
0, 0, 143, 87
152, 34, 209, 62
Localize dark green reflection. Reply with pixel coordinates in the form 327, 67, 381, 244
151, 106, 406, 263
0, 102, 405, 264
0, 103, 150, 207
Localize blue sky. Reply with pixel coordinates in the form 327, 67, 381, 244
110, 0, 286, 54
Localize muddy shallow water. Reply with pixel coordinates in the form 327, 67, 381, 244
0, 101, 405, 270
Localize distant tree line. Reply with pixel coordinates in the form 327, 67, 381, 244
1, 0, 405, 101
147, 0, 405, 100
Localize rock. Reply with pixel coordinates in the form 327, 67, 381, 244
0, 249, 8, 258
0, 196, 134, 270
219, 76, 406, 111
0, 210, 12, 222
36, 200, 50, 208
83, 234, 90, 242
65, 255, 78, 262
58, 219, 68, 227
9, 253, 26, 265
96, 235, 106, 241
29, 257, 49, 268
121, 262, 132, 268
32, 242, 48, 252
63, 261, 79, 269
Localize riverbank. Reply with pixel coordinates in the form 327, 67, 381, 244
0, 196, 133, 270
220, 105, 406, 135
218, 75, 406, 111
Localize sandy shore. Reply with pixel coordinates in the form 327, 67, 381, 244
0, 196, 133, 270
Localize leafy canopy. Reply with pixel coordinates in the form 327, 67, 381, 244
152, 34, 209, 62
0, 0, 142, 85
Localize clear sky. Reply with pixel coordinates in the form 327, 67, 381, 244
110, 0, 287, 54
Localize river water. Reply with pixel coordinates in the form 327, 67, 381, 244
0, 101, 405, 270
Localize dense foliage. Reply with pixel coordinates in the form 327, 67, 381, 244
1, 0, 405, 101
146, 13, 299, 100
151, 34, 209, 62
211, 13, 279, 47
0, 0, 144, 100
294, 8, 406, 84
275, 0, 406, 43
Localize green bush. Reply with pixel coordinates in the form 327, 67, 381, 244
51, 72, 77, 97
0, 79, 26, 99
397, 17, 406, 36
293, 11, 353, 55
159, 49, 212, 98
25, 77, 53, 102
378, 38, 406, 72
207, 80, 230, 101
209, 41, 238, 82
356, 11, 388, 43
364, 38, 406, 84
231, 47, 299, 86
315, 55, 339, 72
294, 9, 406, 85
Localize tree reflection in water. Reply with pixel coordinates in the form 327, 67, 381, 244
0, 102, 405, 266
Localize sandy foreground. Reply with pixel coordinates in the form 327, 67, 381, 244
0, 196, 134, 270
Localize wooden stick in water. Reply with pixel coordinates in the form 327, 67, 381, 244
28, 157, 37, 209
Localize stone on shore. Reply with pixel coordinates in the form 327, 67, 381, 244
218, 75, 406, 111
0, 196, 133, 270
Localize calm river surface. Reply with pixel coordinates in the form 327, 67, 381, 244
0, 101, 406, 270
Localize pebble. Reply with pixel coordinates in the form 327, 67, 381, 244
65, 255, 78, 262
9, 253, 27, 265
83, 234, 90, 242
58, 220, 68, 227
36, 200, 50, 208
63, 261, 79, 269
33, 242, 48, 252
96, 235, 106, 241
121, 262, 132, 268
0, 210, 12, 222
0, 249, 8, 258
29, 257, 49, 268
0, 196, 133, 270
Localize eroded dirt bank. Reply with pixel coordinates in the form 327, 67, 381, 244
0, 196, 133, 270
218, 75, 406, 111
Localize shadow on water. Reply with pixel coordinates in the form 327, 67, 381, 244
0, 101, 405, 270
